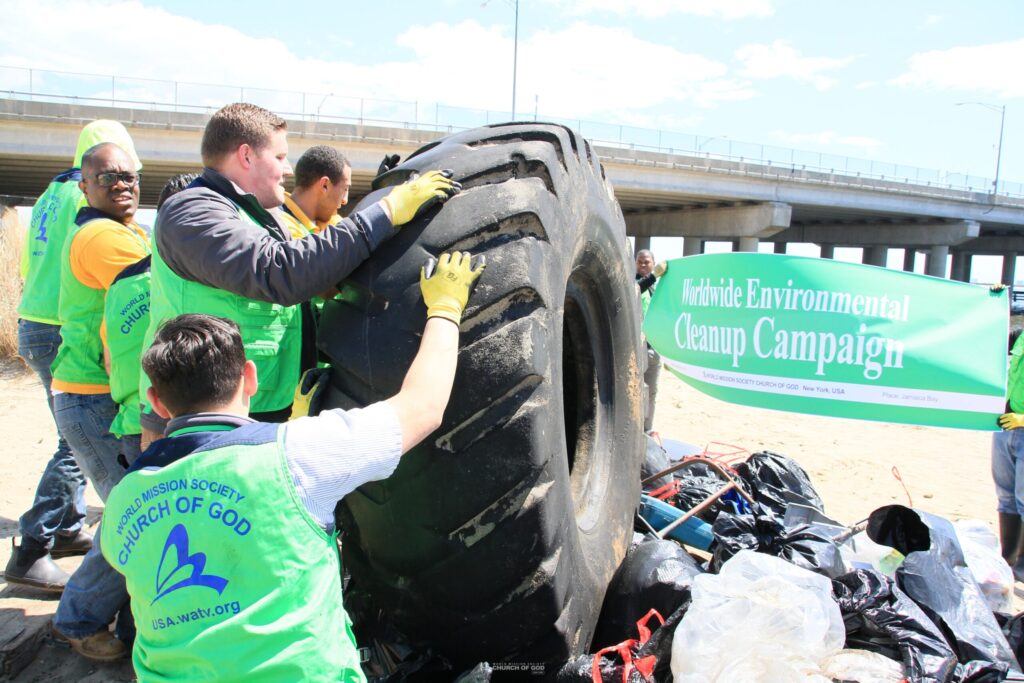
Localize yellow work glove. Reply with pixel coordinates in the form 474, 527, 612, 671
991, 283, 1007, 293
382, 169, 461, 227
290, 368, 331, 420
654, 261, 668, 278
999, 413, 1024, 430
420, 252, 486, 325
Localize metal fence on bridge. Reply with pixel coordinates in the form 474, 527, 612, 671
2, 64, 1021, 199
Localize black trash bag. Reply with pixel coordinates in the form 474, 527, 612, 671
641, 435, 674, 490
346, 583, 454, 682
954, 659, 1019, 682
734, 450, 824, 516
709, 505, 847, 577
868, 505, 1021, 674
1003, 613, 1024, 671
453, 663, 492, 682
592, 538, 701, 648
555, 654, 648, 683
633, 603, 687, 683
833, 568, 958, 683
670, 461, 741, 523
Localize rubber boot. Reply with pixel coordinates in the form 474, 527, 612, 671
3, 537, 69, 592
1014, 517, 1024, 584
51, 529, 94, 559
999, 512, 1022, 564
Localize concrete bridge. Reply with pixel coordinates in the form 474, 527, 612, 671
3, 98, 1024, 283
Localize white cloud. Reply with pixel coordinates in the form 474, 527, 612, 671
770, 129, 883, 154
0, 1, 754, 128
891, 39, 1024, 98
736, 40, 856, 91
924, 14, 943, 26
544, 0, 774, 20
508, 22, 752, 115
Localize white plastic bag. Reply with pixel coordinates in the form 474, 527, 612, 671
839, 530, 904, 577
954, 519, 1014, 614
670, 549, 845, 683
820, 649, 905, 682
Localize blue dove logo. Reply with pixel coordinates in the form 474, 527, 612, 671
152, 524, 229, 604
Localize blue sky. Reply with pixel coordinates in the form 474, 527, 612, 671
2, 0, 1022, 277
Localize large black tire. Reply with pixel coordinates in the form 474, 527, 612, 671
318, 123, 644, 665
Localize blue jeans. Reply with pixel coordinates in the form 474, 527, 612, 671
54, 530, 132, 640
992, 429, 1024, 515
51, 391, 139, 638
16, 319, 86, 546
53, 392, 129, 501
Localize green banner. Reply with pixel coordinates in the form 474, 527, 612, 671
643, 253, 1009, 431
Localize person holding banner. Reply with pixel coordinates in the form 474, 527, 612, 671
636, 249, 666, 434
995, 328, 1024, 582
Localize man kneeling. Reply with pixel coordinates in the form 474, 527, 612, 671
100, 252, 483, 681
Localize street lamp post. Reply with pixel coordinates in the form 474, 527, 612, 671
956, 101, 1006, 197
511, 0, 519, 121
482, 0, 520, 122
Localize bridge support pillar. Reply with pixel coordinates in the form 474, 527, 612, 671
903, 249, 916, 272
737, 237, 759, 253
950, 252, 972, 283
774, 242, 787, 254
1003, 253, 1018, 288
633, 236, 651, 254
926, 245, 949, 278
683, 237, 703, 256
624, 202, 791, 251
863, 246, 887, 268
819, 244, 834, 259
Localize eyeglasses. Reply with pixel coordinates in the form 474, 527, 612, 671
94, 172, 140, 187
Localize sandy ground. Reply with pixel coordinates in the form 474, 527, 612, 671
0, 358, 1008, 680
652, 371, 999, 528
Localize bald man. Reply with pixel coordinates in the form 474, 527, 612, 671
48, 142, 149, 660
6, 122, 140, 593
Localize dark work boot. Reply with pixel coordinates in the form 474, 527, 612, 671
51, 529, 94, 559
3, 537, 69, 592
1014, 517, 1024, 584
998, 513, 1022, 564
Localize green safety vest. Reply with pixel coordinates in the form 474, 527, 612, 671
105, 257, 151, 436
1008, 333, 1024, 413
18, 173, 84, 325
146, 205, 301, 414
51, 214, 149, 391
100, 423, 364, 682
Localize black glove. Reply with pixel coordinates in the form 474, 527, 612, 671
377, 154, 401, 176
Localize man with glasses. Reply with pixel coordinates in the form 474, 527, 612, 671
47, 142, 149, 661
5, 121, 140, 593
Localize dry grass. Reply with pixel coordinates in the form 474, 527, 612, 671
0, 206, 23, 359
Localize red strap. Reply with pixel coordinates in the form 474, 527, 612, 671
590, 609, 665, 683
646, 479, 680, 501
591, 639, 636, 683
634, 608, 665, 643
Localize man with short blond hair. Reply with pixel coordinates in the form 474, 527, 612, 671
139, 102, 460, 433
199, 102, 286, 166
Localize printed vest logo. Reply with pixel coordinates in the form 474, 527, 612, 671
153, 524, 228, 604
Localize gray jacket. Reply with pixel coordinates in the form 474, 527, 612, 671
155, 168, 394, 306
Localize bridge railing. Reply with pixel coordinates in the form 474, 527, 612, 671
2, 64, 1021, 199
